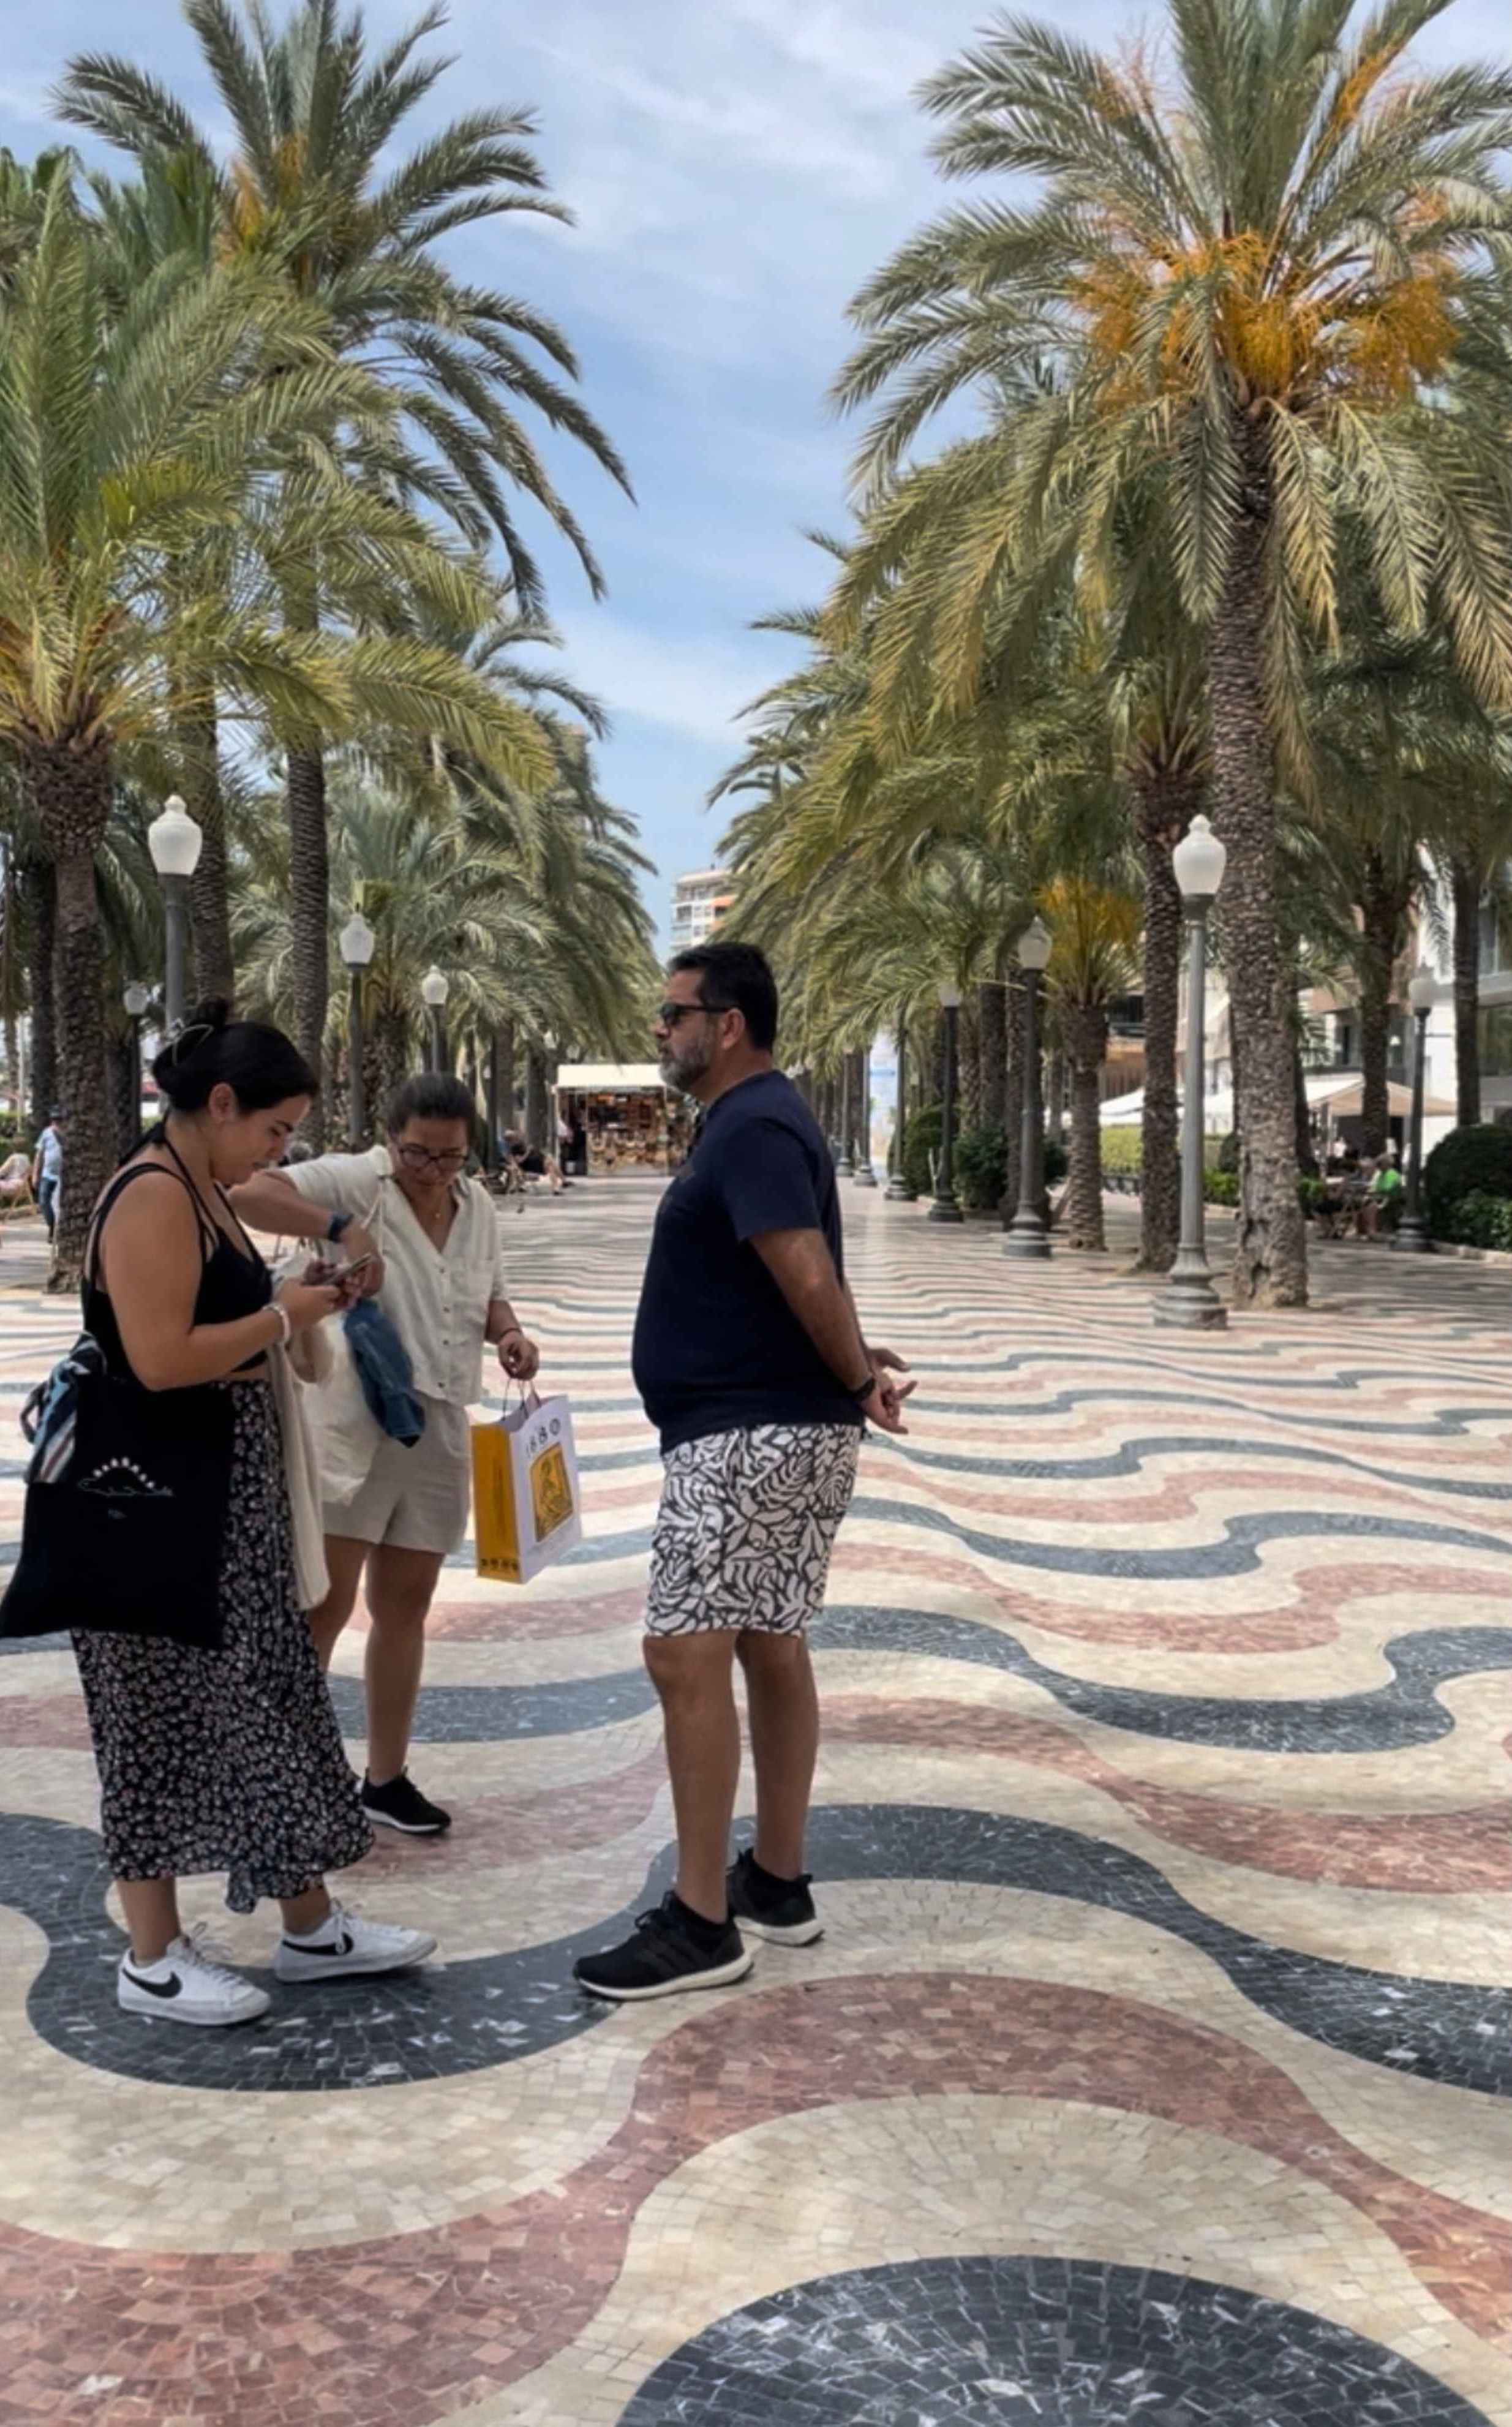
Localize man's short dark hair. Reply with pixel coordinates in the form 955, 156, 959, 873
670, 941, 778, 1052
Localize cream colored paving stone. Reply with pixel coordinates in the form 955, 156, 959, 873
468, 2099, 1512, 2427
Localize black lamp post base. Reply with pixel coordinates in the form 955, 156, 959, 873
1391, 1217, 1432, 1254
1154, 1265, 1228, 1328
1004, 1213, 1051, 1260
854, 1164, 878, 1187
837, 1155, 856, 1178
885, 1176, 917, 1202
929, 1195, 964, 1224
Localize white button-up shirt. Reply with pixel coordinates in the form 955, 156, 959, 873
286, 1146, 510, 1407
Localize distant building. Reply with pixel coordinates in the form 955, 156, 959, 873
671, 868, 732, 951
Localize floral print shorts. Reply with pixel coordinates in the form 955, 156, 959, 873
645, 1422, 861, 1638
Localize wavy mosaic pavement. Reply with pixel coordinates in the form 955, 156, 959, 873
4, 1187, 1512, 2426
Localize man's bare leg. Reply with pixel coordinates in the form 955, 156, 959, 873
644, 1632, 741, 1922
737, 1630, 819, 1880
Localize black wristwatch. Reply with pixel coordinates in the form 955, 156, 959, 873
328, 1211, 355, 1244
848, 1371, 876, 1401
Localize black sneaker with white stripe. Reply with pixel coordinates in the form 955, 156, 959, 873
727, 1847, 823, 1946
573, 1891, 753, 2003
361, 1770, 451, 1835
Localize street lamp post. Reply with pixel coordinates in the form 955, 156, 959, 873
122, 982, 150, 1129
1394, 964, 1435, 1255
930, 983, 965, 1224
1005, 918, 1053, 1260
854, 1042, 877, 1184
886, 1016, 915, 1200
340, 911, 376, 1148
146, 795, 203, 1034
837, 1055, 855, 1177
1155, 815, 1228, 1329
421, 966, 449, 1074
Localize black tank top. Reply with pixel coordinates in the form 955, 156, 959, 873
85, 1126, 273, 1381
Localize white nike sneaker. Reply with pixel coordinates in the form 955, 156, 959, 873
118, 1929, 271, 2028
273, 1899, 438, 1984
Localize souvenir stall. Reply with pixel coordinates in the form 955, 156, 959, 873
553, 1064, 677, 1175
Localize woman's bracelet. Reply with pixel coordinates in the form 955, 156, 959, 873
270, 1301, 293, 1348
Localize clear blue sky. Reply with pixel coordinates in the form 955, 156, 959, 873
2, 0, 1503, 943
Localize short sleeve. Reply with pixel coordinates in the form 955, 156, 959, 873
717, 1118, 822, 1242
284, 1150, 383, 1219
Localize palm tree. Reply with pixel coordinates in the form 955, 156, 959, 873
836, 0, 1512, 1306
59, 0, 632, 1096
1042, 876, 1142, 1251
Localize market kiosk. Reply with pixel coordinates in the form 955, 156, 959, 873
553, 1063, 681, 1175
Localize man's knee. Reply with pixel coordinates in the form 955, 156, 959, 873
644, 1631, 734, 1703
735, 1628, 809, 1677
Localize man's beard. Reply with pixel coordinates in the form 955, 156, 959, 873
660, 1035, 713, 1093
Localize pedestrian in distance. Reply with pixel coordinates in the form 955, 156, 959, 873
53, 1005, 437, 2026
32, 1106, 64, 1241
574, 941, 914, 2003
231, 1072, 542, 1838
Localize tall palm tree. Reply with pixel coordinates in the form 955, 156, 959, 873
836, 0, 1512, 1306
59, 0, 632, 1097
1042, 875, 1142, 1252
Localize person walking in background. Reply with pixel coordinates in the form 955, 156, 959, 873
575, 942, 914, 2004
32, 1107, 64, 1240
56, 1006, 435, 2026
231, 1074, 541, 1839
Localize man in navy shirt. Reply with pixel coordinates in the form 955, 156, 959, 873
575, 942, 913, 2003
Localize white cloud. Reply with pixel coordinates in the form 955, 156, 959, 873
538, 611, 790, 747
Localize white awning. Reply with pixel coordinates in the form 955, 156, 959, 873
1101, 1070, 1454, 1126
554, 1063, 667, 1093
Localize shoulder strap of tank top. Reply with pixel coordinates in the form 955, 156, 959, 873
86, 1158, 217, 1289
157, 1130, 230, 1252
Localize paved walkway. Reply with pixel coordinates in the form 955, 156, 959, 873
3, 1185, 1512, 2423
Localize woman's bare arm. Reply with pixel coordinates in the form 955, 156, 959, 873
97, 1174, 325, 1391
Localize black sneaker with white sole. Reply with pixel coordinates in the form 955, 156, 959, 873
727, 1847, 823, 1946
361, 1770, 451, 1835
573, 1891, 753, 2003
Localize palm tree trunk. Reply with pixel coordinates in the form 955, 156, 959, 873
1451, 854, 1481, 1126
525, 1042, 549, 1150
376, 1009, 409, 1119
109, 1031, 140, 1163
1133, 776, 1190, 1272
1064, 1003, 1109, 1251
22, 857, 56, 1138
980, 980, 1007, 1132
960, 992, 983, 1128
186, 713, 236, 1006
1357, 847, 1398, 1158
1045, 1047, 1066, 1145
28, 741, 113, 1284
285, 743, 329, 1149
1208, 427, 1307, 1308
497, 1015, 517, 1137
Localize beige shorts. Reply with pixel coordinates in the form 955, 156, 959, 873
323, 1396, 472, 1556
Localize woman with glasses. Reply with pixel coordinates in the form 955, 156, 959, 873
230, 1073, 541, 1838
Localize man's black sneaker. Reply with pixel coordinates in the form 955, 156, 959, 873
727, 1848, 822, 1946
573, 1891, 753, 2003
361, 1770, 451, 1835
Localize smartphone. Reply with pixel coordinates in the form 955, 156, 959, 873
340, 1252, 376, 1280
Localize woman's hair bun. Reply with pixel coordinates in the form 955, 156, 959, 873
184, 998, 231, 1037
149, 1001, 318, 1115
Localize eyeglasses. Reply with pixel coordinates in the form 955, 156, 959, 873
656, 999, 731, 1029
396, 1144, 468, 1174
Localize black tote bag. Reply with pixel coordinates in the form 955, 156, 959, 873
1, 1362, 235, 1648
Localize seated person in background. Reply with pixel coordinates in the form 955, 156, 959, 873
504, 1127, 570, 1195
1357, 1147, 1404, 1236
0, 1148, 31, 1202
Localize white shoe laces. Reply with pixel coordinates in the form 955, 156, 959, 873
176, 1923, 250, 1989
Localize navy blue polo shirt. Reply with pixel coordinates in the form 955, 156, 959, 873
633, 1069, 863, 1453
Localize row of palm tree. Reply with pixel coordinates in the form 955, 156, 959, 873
717, 0, 1512, 1307
0, 0, 655, 1273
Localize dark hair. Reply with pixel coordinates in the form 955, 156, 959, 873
152, 999, 318, 1114
385, 1073, 476, 1135
670, 941, 778, 1052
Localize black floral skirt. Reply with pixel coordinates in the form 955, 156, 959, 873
73, 1382, 374, 1912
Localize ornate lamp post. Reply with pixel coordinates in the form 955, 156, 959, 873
854, 1042, 877, 1184
1155, 815, 1228, 1328
146, 795, 203, 1034
1394, 963, 1435, 1255
837, 1054, 855, 1176
340, 910, 376, 1146
122, 982, 150, 1127
421, 965, 449, 1074
886, 1014, 915, 1201
930, 982, 964, 1224
1005, 917, 1053, 1260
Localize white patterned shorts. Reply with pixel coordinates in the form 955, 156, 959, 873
645, 1423, 862, 1638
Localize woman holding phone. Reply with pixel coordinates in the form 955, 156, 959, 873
73, 1004, 436, 2027
231, 1072, 541, 1838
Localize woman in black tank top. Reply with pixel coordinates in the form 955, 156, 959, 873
73, 1002, 437, 2030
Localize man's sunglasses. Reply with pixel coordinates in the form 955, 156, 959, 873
656, 998, 732, 1028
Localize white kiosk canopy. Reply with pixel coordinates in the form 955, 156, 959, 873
554, 1063, 666, 1092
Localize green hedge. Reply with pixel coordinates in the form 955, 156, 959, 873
1044, 1136, 1068, 1186
1424, 1125, 1512, 1236
955, 1123, 1006, 1212
1440, 1189, 1512, 1251
901, 1104, 942, 1198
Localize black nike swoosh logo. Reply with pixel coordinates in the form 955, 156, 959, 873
283, 1933, 355, 1958
122, 1967, 183, 1999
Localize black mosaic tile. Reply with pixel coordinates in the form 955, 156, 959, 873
617, 2256, 1495, 2426
10, 1799, 1512, 2098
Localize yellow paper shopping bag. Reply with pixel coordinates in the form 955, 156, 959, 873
472, 1391, 583, 1583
